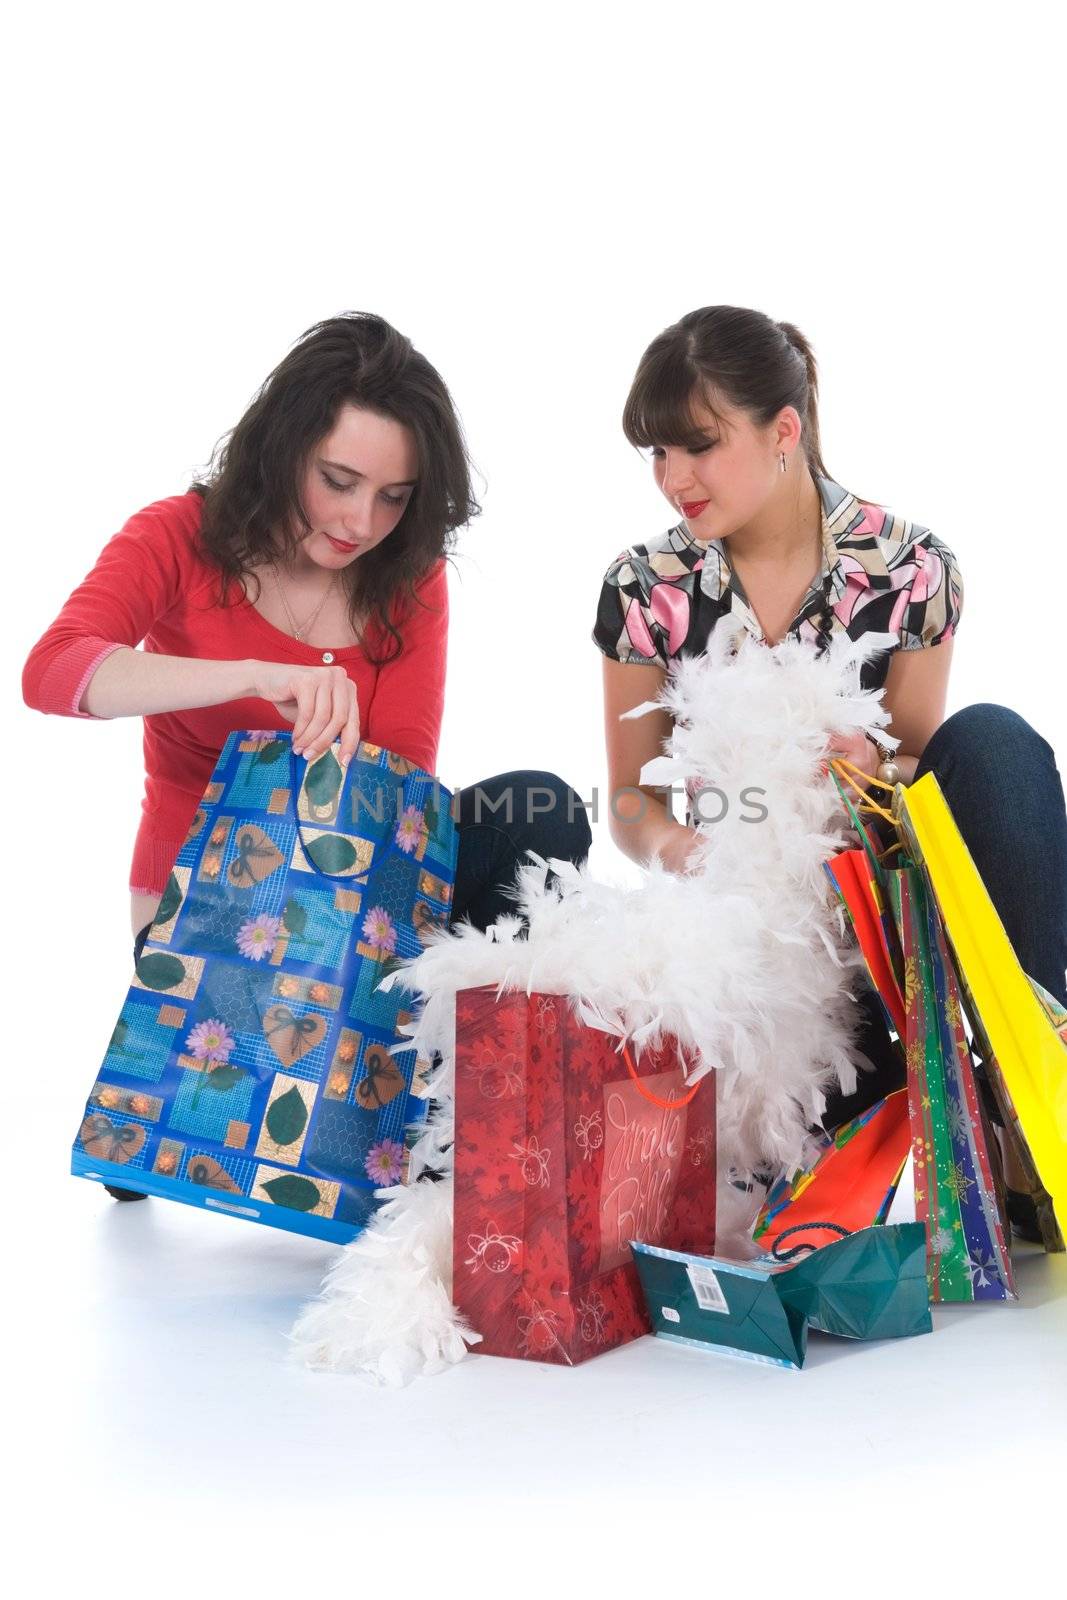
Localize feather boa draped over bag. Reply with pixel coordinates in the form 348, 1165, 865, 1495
289, 623, 900, 1383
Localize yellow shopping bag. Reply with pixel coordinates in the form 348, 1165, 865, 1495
896, 772, 1067, 1235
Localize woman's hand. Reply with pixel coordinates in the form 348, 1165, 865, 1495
823, 729, 878, 778
650, 821, 708, 875
250, 661, 360, 766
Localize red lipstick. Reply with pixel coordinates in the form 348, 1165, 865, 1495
680, 499, 710, 518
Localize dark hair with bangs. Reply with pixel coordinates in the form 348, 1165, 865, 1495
623, 305, 836, 483
191, 312, 480, 665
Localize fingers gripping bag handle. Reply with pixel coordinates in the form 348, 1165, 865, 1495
288, 743, 356, 882
287, 739, 459, 903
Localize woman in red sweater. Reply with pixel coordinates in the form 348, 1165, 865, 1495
23, 312, 591, 1195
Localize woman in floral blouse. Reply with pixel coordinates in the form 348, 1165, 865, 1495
593, 304, 1067, 1237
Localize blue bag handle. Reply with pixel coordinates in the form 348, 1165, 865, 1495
287, 743, 358, 883
286, 738, 454, 885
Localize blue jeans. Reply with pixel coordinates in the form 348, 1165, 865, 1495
449, 769, 593, 931
133, 768, 593, 961
822, 703, 1067, 1130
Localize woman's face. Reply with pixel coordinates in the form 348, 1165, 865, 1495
650, 393, 797, 541
296, 403, 418, 566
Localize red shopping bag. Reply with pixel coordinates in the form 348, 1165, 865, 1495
825, 846, 906, 1038
453, 985, 717, 1364
752, 1090, 911, 1256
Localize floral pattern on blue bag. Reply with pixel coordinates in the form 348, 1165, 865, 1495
72, 732, 457, 1243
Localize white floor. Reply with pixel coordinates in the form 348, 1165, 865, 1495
11, 1157, 1066, 1591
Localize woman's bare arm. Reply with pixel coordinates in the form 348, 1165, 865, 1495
80, 648, 258, 718
876, 638, 956, 784
602, 657, 702, 872
81, 651, 361, 771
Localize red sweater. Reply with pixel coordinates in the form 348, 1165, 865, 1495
22, 492, 449, 895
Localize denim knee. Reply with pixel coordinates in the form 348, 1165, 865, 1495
920, 702, 1052, 774
514, 769, 593, 863
457, 769, 592, 863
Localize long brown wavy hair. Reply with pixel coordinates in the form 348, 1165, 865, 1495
192, 312, 480, 664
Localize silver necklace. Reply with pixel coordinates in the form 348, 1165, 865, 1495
270, 563, 340, 642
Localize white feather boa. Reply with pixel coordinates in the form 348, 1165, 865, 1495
289, 623, 898, 1382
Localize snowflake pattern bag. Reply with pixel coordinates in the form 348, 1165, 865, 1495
452, 985, 717, 1365
828, 771, 1018, 1298
886, 863, 1015, 1303
896, 772, 1067, 1246
71, 732, 457, 1243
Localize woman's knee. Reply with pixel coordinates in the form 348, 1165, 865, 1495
513, 770, 592, 861
458, 769, 592, 861
554, 779, 594, 862
920, 702, 1053, 772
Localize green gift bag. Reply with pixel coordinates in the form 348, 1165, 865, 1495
631, 1223, 931, 1370
885, 864, 1016, 1303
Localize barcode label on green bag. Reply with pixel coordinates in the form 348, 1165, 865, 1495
687, 1263, 729, 1314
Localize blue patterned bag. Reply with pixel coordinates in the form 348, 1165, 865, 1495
71, 732, 458, 1243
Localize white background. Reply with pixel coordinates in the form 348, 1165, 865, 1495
5, 1, 1064, 1589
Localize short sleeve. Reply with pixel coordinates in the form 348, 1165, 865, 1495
592, 551, 665, 666
897, 534, 963, 651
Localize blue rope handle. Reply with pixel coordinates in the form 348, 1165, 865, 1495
286, 738, 456, 885
288, 743, 356, 883
771, 1221, 851, 1262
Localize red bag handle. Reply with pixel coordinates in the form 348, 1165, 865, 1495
622, 1041, 703, 1110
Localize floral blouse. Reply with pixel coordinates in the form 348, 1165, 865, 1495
593, 475, 963, 692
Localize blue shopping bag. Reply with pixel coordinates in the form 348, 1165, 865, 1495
71, 732, 458, 1244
